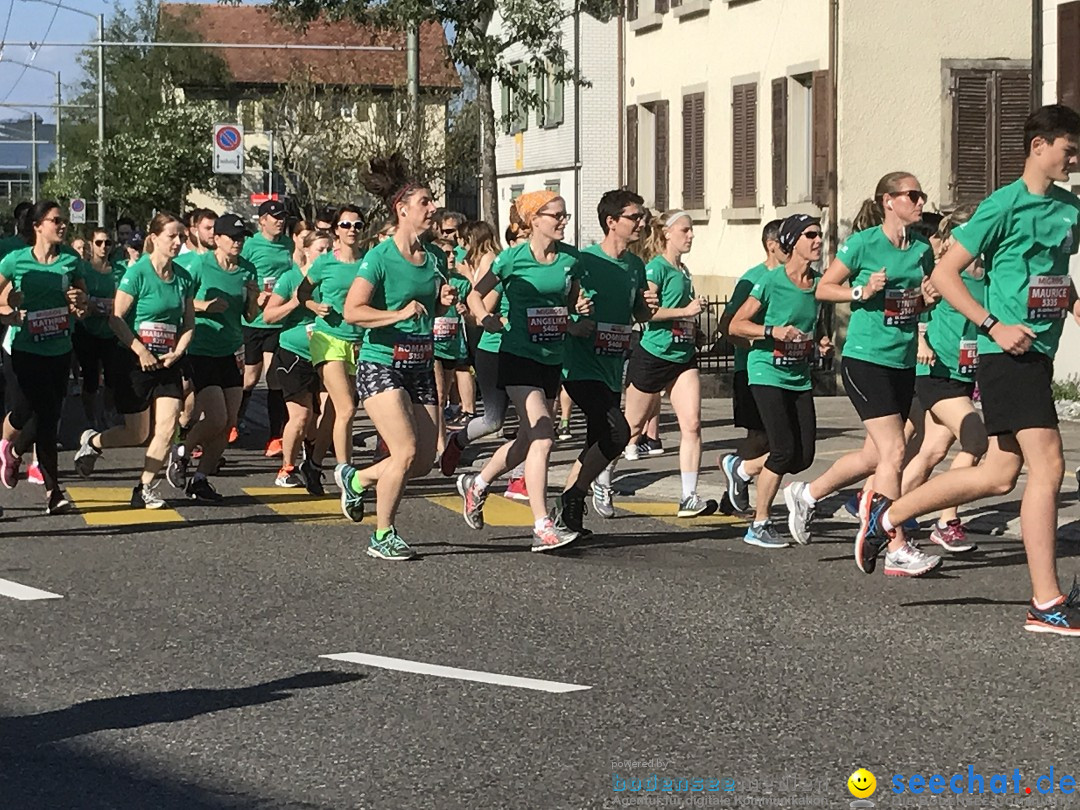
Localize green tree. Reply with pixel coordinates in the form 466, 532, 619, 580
44, 0, 232, 224
267, 0, 620, 227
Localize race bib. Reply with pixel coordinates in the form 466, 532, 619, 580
392, 335, 434, 370
433, 316, 459, 341
138, 321, 177, 354
883, 288, 922, 327
958, 339, 978, 376
671, 319, 697, 344
305, 323, 314, 338
89, 296, 114, 317
772, 337, 814, 367
1027, 275, 1069, 321
526, 306, 567, 343
594, 322, 632, 357
26, 307, 71, 342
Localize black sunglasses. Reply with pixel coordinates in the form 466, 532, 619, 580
93, 239, 114, 247
802, 231, 822, 240
891, 190, 928, 204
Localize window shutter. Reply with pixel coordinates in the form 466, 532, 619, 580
627, 105, 639, 192
772, 77, 788, 208
671, 0, 681, 6
996, 70, 1031, 187
515, 64, 529, 132
655, 0, 669, 12
682, 92, 705, 210
536, 74, 546, 128
1059, 2, 1080, 111
552, 79, 564, 127
501, 82, 511, 134
654, 100, 670, 210
952, 70, 991, 202
811, 70, 830, 207
627, 0, 638, 22
731, 83, 756, 209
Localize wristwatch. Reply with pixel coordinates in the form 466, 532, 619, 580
851, 286, 864, 302
763, 325, 774, 339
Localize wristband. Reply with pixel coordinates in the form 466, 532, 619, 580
764, 325, 774, 339
978, 314, 999, 336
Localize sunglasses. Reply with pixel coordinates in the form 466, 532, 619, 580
802, 231, 822, 240
43, 216, 67, 227
93, 239, 114, 247
337, 220, 362, 230
441, 227, 458, 236
891, 190, 928, 204
537, 212, 572, 223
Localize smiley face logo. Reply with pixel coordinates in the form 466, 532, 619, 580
848, 768, 876, 798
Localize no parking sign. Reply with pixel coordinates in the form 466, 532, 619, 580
213, 123, 244, 175
69, 197, 86, 224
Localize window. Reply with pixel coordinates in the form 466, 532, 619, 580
500, 63, 529, 134
544, 179, 561, 194
731, 82, 756, 209
340, 104, 355, 121
627, 0, 638, 21
1059, 2, 1080, 112
650, 100, 670, 210
771, 78, 787, 207
655, 0, 669, 11
626, 105, 639, 191
510, 184, 524, 202
951, 66, 1031, 203
538, 65, 565, 129
682, 92, 705, 210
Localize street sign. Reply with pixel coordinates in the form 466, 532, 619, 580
250, 193, 280, 206
213, 123, 244, 175
69, 197, 86, 225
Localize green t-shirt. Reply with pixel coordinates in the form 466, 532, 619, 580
562, 244, 647, 391
639, 255, 697, 365
0, 235, 27, 261
746, 268, 820, 392
725, 262, 771, 373
475, 278, 509, 354
273, 265, 316, 362
241, 231, 294, 330
355, 237, 441, 368
187, 251, 256, 357
110, 258, 134, 286
434, 272, 472, 362
0, 246, 86, 356
117, 254, 193, 356
172, 249, 208, 273
79, 266, 119, 340
453, 245, 467, 266
917, 267, 986, 382
493, 241, 582, 366
307, 250, 365, 342
953, 178, 1080, 359
838, 226, 934, 369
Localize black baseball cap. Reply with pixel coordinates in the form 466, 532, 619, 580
778, 214, 821, 254
258, 199, 286, 219
126, 231, 145, 250
214, 213, 250, 239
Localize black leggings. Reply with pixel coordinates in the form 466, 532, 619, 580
563, 379, 630, 465
8, 349, 69, 491
72, 328, 117, 394
751, 384, 816, 476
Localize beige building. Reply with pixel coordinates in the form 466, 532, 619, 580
624, 0, 1033, 299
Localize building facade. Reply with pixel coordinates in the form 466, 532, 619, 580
491, 4, 621, 247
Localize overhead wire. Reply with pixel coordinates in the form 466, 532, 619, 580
0, 0, 61, 104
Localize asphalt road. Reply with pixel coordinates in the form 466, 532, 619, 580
2, 393, 1080, 809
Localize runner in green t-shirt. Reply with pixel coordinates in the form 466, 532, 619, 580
333, 161, 457, 561
171, 208, 216, 439
456, 190, 589, 552
431, 243, 475, 459
262, 229, 334, 494
729, 214, 830, 548
72, 226, 122, 427
866, 105, 1080, 634
72, 214, 195, 511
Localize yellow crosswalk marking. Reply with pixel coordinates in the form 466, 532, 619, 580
617, 501, 745, 528
243, 487, 374, 525
426, 494, 535, 526
67, 487, 186, 525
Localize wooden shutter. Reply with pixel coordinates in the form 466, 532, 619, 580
771, 77, 788, 208
731, 83, 757, 209
682, 92, 705, 210
655, 0, 669, 12
811, 70, 830, 207
1059, 2, 1080, 111
627, 0, 638, 21
654, 100, 670, 210
996, 70, 1032, 186
626, 105, 639, 192
501, 82, 511, 134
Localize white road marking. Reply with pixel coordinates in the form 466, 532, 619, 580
0, 577, 63, 601
320, 652, 591, 693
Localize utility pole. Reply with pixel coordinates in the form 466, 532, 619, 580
97, 12, 105, 226
30, 113, 37, 200
406, 23, 420, 170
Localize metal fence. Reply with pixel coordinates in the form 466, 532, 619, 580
697, 294, 735, 373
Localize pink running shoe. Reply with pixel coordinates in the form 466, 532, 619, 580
0, 439, 20, 490
27, 463, 43, 486
504, 476, 529, 501
929, 519, 976, 553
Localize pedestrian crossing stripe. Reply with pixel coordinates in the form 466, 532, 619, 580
66, 487, 186, 525
242, 487, 374, 525
617, 501, 744, 528
426, 494, 536, 526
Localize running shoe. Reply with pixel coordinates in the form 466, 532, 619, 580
367, 527, 417, 561
855, 491, 894, 574
299, 459, 325, 496
929, 519, 977, 553
130, 483, 166, 510
440, 431, 464, 476
73, 429, 101, 478
503, 476, 529, 501
264, 437, 284, 458
884, 542, 942, 577
302, 439, 315, 463
457, 472, 487, 529
0, 438, 20, 490
783, 481, 815, 546
1026, 579, 1080, 636
677, 494, 715, 518
45, 488, 72, 515
743, 521, 789, 549
531, 517, 578, 553
591, 483, 615, 519
227, 426, 239, 444
333, 463, 365, 523
557, 422, 572, 442
641, 438, 664, 456
27, 463, 43, 486
185, 476, 224, 503
275, 466, 303, 488
558, 489, 588, 536
166, 445, 189, 490
843, 492, 860, 518
622, 442, 641, 461
721, 454, 751, 513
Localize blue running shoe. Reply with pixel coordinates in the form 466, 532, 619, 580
333, 463, 366, 523
855, 492, 893, 574
743, 521, 789, 549
1026, 579, 1080, 636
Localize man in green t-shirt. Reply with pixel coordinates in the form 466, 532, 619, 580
172, 208, 216, 438
862, 105, 1080, 635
